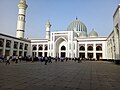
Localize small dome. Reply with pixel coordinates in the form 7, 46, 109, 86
89, 29, 98, 37
19, 0, 26, 4
18, 0, 28, 9
67, 18, 87, 32
79, 31, 88, 38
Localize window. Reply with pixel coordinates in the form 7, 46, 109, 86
44, 46, 48, 50
79, 46, 85, 51
39, 46, 43, 50
14, 42, 18, 49
96, 46, 102, 51
87, 46, 93, 51
61, 46, 66, 50
32, 46, 37, 50
38, 52, 42, 57
6, 40, 11, 48
24, 44, 28, 50
19, 43, 23, 49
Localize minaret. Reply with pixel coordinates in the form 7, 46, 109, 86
45, 20, 51, 39
16, 0, 28, 38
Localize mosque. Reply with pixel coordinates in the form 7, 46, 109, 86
0, 0, 120, 60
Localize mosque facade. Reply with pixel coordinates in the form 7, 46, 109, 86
0, 0, 120, 60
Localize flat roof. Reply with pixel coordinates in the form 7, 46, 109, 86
0, 33, 31, 42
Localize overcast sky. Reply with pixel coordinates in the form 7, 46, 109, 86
0, 0, 120, 38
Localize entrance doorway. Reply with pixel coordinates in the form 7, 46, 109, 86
88, 53, 93, 60
61, 52, 66, 57
19, 51, 22, 56
44, 52, 47, 57
38, 52, 42, 57
96, 53, 102, 60
79, 53, 85, 59
5, 50, 10, 56
24, 52, 27, 57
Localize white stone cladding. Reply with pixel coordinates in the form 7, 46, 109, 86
113, 5, 120, 59
30, 31, 107, 60
0, 33, 31, 56
1, 0, 120, 60
45, 20, 51, 40
16, 0, 28, 38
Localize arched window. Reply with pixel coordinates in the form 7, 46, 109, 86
96, 46, 102, 51
33, 46, 37, 50
61, 46, 66, 50
88, 46, 93, 51
39, 46, 43, 50
6, 40, 11, 48
0, 39, 3, 47
45, 46, 48, 50
79, 46, 85, 51
14, 42, 18, 49
24, 44, 28, 50
19, 43, 23, 49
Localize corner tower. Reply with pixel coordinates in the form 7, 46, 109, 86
16, 0, 28, 38
45, 20, 51, 39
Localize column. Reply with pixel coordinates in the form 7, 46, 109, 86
93, 44, 96, 59
43, 44, 45, 57
22, 43, 25, 56
17, 42, 20, 56
85, 44, 87, 58
3, 39, 6, 56
36, 44, 38, 57
10, 40, 14, 56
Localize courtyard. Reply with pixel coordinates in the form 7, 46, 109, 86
0, 60, 120, 90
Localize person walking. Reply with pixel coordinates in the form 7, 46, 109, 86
6, 56, 10, 65
44, 56, 48, 65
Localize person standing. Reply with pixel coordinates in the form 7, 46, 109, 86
15, 55, 18, 63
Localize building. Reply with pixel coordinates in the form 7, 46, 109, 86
106, 4, 120, 60
0, 0, 120, 60
0, 33, 31, 57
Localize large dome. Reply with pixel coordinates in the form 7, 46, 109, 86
67, 18, 87, 32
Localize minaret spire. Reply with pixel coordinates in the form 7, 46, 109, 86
45, 20, 51, 39
76, 16, 78, 20
16, 0, 28, 38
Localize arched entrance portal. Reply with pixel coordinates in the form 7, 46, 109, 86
55, 37, 67, 58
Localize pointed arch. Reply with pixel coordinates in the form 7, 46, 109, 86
61, 46, 66, 50
96, 46, 102, 51
79, 46, 85, 51
88, 46, 93, 51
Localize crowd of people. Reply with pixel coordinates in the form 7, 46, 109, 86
0, 55, 20, 65
0, 55, 84, 65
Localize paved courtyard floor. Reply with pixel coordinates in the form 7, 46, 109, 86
0, 60, 120, 90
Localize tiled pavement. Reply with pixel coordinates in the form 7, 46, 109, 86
0, 60, 120, 90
